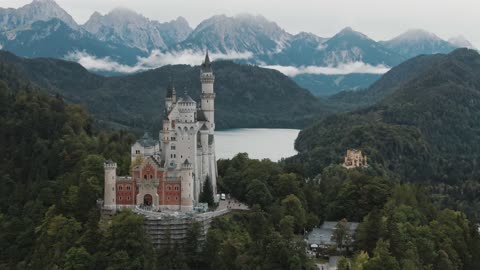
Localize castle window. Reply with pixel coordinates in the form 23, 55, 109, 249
136, 150, 140, 154
119, 196, 123, 200
126, 185, 131, 191
167, 196, 170, 201
171, 145, 176, 150
144, 175, 147, 179
174, 186, 179, 191
175, 196, 179, 201
167, 186, 172, 191
127, 196, 131, 200
112, 187, 115, 191
118, 185, 123, 191
150, 175, 153, 179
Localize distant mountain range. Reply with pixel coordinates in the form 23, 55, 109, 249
0, 0, 475, 96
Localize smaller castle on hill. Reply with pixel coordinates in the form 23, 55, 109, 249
342, 149, 368, 169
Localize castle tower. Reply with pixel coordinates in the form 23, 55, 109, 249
104, 160, 117, 210
200, 51, 215, 130
199, 124, 209, 192
180, 159, 194, 212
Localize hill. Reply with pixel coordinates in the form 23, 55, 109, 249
329, 52, 453, 108
0, 51, 331, 131
293, 49, 480, 183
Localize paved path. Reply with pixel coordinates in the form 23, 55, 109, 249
217, 199, 249, 211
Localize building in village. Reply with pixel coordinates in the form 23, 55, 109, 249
342, 149, 368, 169
103, 52, 217, 213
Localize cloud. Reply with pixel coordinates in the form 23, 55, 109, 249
262, 62, 390, 76
65, 49, 253, 73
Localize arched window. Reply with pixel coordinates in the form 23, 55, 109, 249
119, 196, 123, 200
144, 175, 147, 179
118, 185, 123, 191
126, 185, 131, 191
150, 174, 153, 179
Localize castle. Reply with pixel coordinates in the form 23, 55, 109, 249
342, 149, 368, 169
103, 52, 217, 213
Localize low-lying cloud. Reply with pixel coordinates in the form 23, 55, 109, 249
262, 62, 390, 76
65, 49, 390, 76
65, 49, 253, 73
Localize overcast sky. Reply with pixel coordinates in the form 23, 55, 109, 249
2, 0, 479, 47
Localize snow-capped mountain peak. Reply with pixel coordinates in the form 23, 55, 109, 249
0, 0, 78, 31
391, 29, 442, 43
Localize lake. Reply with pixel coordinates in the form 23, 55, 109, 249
215, 128, 300, 162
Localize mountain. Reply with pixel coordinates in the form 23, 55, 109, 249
0, 18, 145, 65
0, 51, 332, 130
0, 0, 77, 30
175, 14, 292, 55
329, 49, 453, 108
293, 48, 480, 183
313, 27, 405, 67
83, 8, 191, 51
448, 35, 475, 49
259, 31, 327, 66
0, 1, 473, 98
293, 73, 382, 97
381, 29, 457, 59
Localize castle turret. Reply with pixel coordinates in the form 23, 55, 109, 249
104, 160, 117, 210
180, 159, 194, 212
200, 51, 215, 130
165, 80, 176, 111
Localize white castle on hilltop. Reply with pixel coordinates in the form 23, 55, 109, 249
103, 52, 217, 212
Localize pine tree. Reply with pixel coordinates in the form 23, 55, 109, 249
199, 175, 214, 206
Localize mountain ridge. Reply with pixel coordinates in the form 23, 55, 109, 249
0, 0, 475, 97
0, 50, 332, 130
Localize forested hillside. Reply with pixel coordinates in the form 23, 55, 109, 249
0, 51, 331, 130
1, 48, 479, 269
294, 49, 480, 183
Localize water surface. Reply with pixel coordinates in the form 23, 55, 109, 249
215, 128, 300, 162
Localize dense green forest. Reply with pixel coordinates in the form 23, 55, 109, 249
294, 49, 480, 183
0, 51, 332, 131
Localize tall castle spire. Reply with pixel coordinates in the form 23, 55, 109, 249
201, 49, 212, 73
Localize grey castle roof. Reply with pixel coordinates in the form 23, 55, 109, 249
200, 123, 209, 131
137, 132, 157, 147
178, 92, 196, 104
183, 159, 191, 165
197, 109, 207, 121
201, 51, 212, 73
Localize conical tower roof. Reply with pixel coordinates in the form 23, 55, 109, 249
201, 50, 212, 73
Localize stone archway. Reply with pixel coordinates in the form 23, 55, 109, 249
144, 194, 153, 206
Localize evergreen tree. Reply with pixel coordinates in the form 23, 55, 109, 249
199, 175, 215, 207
